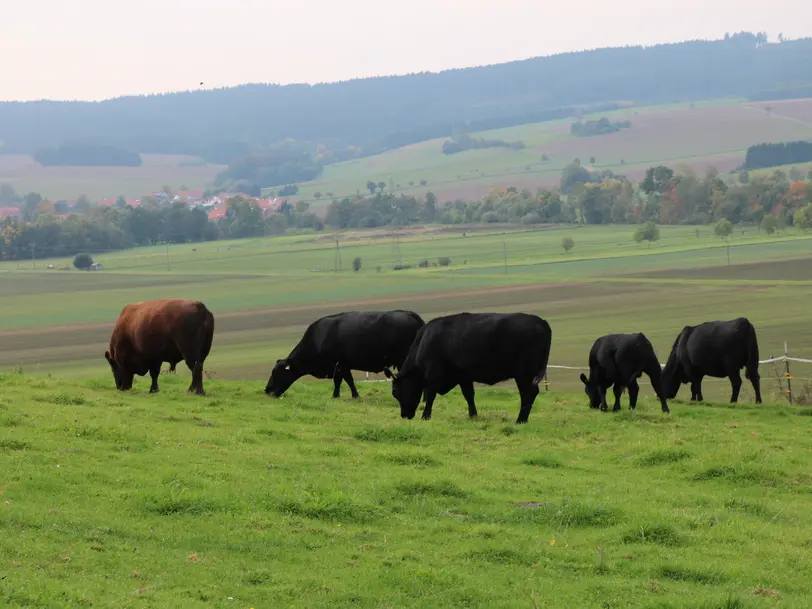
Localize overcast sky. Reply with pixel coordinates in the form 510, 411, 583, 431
2, 0, 810, 102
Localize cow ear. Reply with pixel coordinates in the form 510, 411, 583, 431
579, 373, 589, 386
383, 367, 394, 379
104, 351, 112, 363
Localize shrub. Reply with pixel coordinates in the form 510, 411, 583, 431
352, 257, 362, 272
73, 253, 94, 270
437, 257, 451, 267
418, 259, 429, 268
561, 237, 575, 253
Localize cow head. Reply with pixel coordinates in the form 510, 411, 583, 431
579, 373, 602, 409
660, 360, 685, 399
105, 351, 134, 391
265, 359, 301, 397
384, 367, 423, 419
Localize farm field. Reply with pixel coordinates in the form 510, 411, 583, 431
0, 154, 224, 201
293, 98, 812, 205
0, 225, 811, 401
1, 375, 811, 608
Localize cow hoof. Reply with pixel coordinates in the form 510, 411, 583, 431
149, 389, 159, 394
612, 406, 621, 412
351, 394, 360, 400
421, 415, 432, 421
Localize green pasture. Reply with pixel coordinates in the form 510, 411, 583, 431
1, 374, 810, 608
1, 225, 811, 398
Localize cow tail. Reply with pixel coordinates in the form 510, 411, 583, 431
532, 324, 552, 386
200, 305, 215, 362
744, 320, 759, 380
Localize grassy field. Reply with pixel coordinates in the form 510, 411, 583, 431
1, 224, 811, 399
0, 154, 224, 201
1, 374, 811, 608
291, 98, 812, 205
2, 224, 812, 607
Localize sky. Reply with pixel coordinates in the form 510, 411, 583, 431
1, 0, 810, 102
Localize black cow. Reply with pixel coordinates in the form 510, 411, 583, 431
579, 333, 669, 413
384, 312, 552, 424
661, 318, 762, 404
265, 310, 425, 398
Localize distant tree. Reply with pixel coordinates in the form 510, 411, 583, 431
377, 181, 386, 193
352, 257, 362, 272
795, 203, 812, 231
738, 171, 750, 184
788, 167, 803, 181
522, 212, 542, 225
438, 257, 451, 267
541, 153, 550, 162
714, 218, 734, 239
760, 214, 779, 234
278, 184, 299, 197
420, 179, 428, 187
73, 253, 94, 270
116, 195, 127, 208
408, 181, 414, 187
589, 156, 596, 164
808, 168, 812, 180
633, 221, 660, 246
73, 194, 91, 213
561, 236, 575, 253
641, 166, 674, 195
313, 191, 322, 199
422, 191, 437, 222
326, 192, 334, 198
366, 180, 376, 195
21, 192, 43, 221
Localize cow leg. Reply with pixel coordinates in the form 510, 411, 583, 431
421, 389, 437, 421
516, 379, 539, 424
690, 376, 704, 402
148, 363, 161, 393
343, 368, 360, 399
729, 371, 742, 404
749, 371, 762, 405
611, 384, 623, 412
332, 365, 343, 398
599, 385, 610, 412
458, 382, 478, 418
186, 358, 205, 396
628, 380, 640, 410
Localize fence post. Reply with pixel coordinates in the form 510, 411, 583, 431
544, 373, 549, 392
784, 342, 793, 405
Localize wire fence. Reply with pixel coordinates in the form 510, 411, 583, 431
360, 351, 812, 405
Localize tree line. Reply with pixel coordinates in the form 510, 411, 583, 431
744, 141, 812, 170
570, 118, 632, 137
33, 143, 142, 167
441, 133, 525, 155
1, 33, 809, 166
2, 159, 811, 261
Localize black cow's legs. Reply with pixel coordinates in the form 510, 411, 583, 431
421, 389, 437, 420
628, 380, 640, 409
459, 382, 478, 418
750, 372, 762, 404
343, 368, 360, 399
515, 379, 539, 424
729, 372, 742, 403
332, 366, 343, 398
149, 364, 161, 393
690, 377, 704, 402
612, 384, 623, 411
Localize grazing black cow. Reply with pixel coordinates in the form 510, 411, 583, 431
661, 318, 762, 404
579, 333, 669, 413
384, 312, 552, 424
264, 310, 425, 398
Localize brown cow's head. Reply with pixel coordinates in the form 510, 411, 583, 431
384, 367, 423, 419
105, 351, 134, 391
265, 359, 302, 397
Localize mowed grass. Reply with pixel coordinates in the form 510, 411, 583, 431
1, 373, 810, 608
0, 154, 224, 200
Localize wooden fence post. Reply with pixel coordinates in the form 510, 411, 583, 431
784, 342, 793, 405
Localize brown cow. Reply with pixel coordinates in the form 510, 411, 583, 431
104, 299, 214, 395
